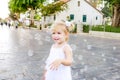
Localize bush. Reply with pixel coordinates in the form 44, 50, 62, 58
83, 25, 89, 33
91, 25, 120, 33
92, 25, 104, 31
105, 25, 120, 33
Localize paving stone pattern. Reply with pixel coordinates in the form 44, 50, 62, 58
0, 26, 120, 80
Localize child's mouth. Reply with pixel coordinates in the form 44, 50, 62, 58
54, 38, 59, 40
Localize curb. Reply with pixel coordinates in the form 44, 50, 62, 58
89, 31, 120, 39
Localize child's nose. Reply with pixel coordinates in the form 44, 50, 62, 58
54, 34, 58, 36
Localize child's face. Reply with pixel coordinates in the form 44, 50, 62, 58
52, 29, 66, 44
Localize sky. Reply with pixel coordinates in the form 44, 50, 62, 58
0, 0, 10, 19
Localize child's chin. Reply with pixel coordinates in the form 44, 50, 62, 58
54, 40, 58, 43
54, 41, 61, 44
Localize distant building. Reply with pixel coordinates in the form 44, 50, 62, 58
45, 0, 104, 26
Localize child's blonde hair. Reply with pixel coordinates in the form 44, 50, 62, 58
51, 21, 70, 41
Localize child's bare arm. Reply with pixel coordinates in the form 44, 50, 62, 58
61, 45, 72, 66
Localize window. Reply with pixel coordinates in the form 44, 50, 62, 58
78, 1, 80, 7
96, 16, 98, 20
54, 14, 56, 20
83, 15, 87, 22
70, 14, 74, 20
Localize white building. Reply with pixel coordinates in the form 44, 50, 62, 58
46, 0, 104, 26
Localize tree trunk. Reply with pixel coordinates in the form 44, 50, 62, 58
30, 10, 35, 27
112, 4, 120, 27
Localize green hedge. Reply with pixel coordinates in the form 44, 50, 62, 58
83, 25, 89, 33
92, 25, 104, 31
92, 25, 120, 33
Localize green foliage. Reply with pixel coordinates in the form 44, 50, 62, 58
102, 5, 112, 17
103, 0, 120, 27
92, 25, 120, 33
83, 25, 89, 33
105, 25, 120, 33
104, 0, 120, 5
103, 0, 120, 17
9, 0, 46, 13
40, 1, 68, 16
92, 25, 104, 31
34, 14, 41, 20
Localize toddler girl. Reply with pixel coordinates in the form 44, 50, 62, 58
43, 21, 73, 80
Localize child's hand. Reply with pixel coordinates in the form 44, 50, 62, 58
50, 59, 62, 70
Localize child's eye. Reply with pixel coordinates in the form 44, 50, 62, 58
57, 32, 61, 34
52, 32, 55, 34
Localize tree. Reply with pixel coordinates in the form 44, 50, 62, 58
9, 0, 45, 13
104, 0, 120, 27
40, 1, 67, 16
9, 0, 46, 26
101, 1, 112, 17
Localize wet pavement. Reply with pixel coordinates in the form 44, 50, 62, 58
0, 25, 120, 80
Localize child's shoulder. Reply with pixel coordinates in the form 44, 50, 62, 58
65, 43, 71, 47
64, 43, 72, 51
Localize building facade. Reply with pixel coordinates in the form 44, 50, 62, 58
46, 0, 103, 26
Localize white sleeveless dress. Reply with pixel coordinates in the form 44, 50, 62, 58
45, 44, 72, 80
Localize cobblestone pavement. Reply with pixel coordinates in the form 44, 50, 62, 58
0, 26, 120, 80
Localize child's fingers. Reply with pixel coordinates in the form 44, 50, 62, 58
50, 63, 58, 70
49, 59, 62, 70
